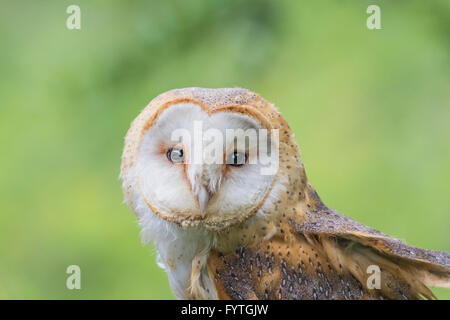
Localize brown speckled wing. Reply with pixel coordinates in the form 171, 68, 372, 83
208, 234, 386, 300
290, 203, 450, 275
208, 203, 450, 300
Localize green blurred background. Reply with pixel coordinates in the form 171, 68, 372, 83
0, 0, 449, 299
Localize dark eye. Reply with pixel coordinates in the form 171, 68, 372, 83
226, 151, 247, 167
167, 148, 185, 164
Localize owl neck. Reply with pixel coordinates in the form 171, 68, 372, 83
138, 206, 214, 299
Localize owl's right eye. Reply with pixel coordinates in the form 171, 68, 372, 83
167, 147, 185, 164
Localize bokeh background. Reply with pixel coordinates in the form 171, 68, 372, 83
0, 0, 449, 299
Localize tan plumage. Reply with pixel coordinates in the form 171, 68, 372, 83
121, 87, 450, 300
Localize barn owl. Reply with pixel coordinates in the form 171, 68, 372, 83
120, 87, 450, 300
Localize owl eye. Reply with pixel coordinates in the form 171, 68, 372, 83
226, 151, 248, 167
167, 147, 185, 164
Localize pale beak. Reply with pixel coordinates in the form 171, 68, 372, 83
196, 185, 210, 218
188, 164, 220, 218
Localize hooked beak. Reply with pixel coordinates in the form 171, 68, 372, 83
188, 164, 221, 218
196, 185, 210, 218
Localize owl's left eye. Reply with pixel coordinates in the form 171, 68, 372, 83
226, 151, 248, 167
167, 147, 185, 164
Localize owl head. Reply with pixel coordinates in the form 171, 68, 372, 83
121, 88, 308, 231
